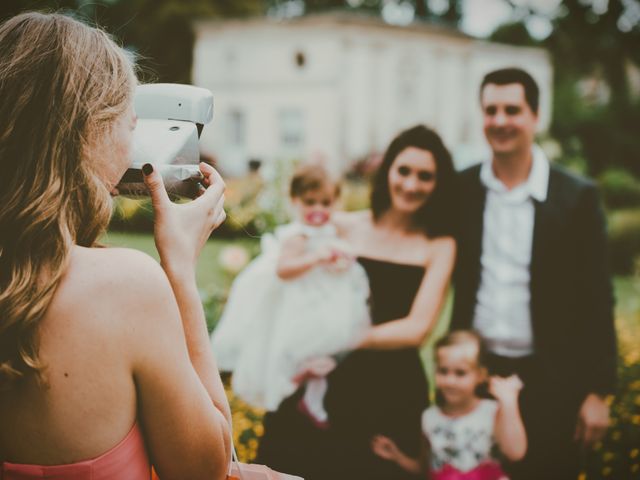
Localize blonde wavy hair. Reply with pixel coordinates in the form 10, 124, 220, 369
0, 12, 136, 389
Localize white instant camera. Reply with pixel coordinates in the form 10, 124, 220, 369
116, 83, 213, 199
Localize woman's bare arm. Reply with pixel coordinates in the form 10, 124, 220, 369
124, 254, 230, 480
131, 164, 231, 479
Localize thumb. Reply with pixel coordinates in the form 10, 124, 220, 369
142, 163, 170, 211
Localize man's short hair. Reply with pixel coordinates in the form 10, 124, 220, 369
480, 67, 539, 114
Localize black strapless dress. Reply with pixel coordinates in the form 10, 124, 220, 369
256, 257, 429, 480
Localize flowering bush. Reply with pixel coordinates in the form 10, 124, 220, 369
219, 245, 251, 275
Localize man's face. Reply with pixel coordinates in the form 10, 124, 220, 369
481, 83, 538, 158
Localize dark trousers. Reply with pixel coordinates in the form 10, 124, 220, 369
485, 353, 582, 480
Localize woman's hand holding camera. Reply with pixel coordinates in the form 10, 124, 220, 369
143, 162, 226, 277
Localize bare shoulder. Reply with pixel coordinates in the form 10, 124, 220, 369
63, 246, 168, 296
52, 247, 176, 330
427, 236, 456, 264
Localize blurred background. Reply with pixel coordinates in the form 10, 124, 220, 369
2, 1, 639, 478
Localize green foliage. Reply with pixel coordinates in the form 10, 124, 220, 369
293, 0, 462, 23
608, 209, 640, 275
598, 169, 640, 210
0, 0, 265, 83
546, 1, 640, 176
109, 197, 155, 232
218, 158, 296, 237
486, 1, 640, 178
340, 178, 371, 211
584, 277, 640, 479
490, 21, 539, 46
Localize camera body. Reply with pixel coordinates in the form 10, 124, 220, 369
116, 83, 214, 199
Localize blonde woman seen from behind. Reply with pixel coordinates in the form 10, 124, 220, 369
0, 12, 230, 480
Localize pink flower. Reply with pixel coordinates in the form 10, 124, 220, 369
219, 246, 250, 274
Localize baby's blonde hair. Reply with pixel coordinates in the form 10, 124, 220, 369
0, 12, 137, 389
289, 163, 340, 200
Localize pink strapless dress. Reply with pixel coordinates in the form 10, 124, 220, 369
1, 424, 150, 480
431, 461, 507, 480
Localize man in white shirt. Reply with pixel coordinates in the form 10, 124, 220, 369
451, 68, 617, 479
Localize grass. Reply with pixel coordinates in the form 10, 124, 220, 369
104, 230, 640, 476
102, 231, 260, 288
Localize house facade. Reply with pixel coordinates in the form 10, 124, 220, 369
192, 13, 553, 175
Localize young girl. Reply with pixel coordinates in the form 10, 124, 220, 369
211, 163, 370, 425
372, 330, 527, 480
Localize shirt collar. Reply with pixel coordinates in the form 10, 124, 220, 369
480, 144, 549, 202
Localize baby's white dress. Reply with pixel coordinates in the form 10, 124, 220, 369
211, 222, 370, 414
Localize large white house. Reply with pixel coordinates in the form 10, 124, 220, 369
192, 12, 552, 175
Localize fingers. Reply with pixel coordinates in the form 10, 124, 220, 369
142, 163, 170, 211
196, 163, 225, 212
487, 376, 498, 394
506, 374, 523, 388
214, 207, 227, 229
199, 162, 224, 190
371, 435, 398, 460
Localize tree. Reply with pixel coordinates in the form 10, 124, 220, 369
491, 0, 640, 176
0, 0, 264, 83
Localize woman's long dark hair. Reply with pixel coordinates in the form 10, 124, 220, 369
370, 125, 457, 237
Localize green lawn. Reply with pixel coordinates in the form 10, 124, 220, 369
102, 231, 260, 289
104, 230, 640, 476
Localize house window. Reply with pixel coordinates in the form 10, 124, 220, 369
228, 109, 245, 147
279, 108, 304, 149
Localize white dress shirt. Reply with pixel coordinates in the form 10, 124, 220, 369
472, 146, 550, 358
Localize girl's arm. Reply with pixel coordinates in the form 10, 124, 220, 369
359, 237, 456, 349
371, 435, 423, 475
490, 376, 527, 461
276, 234, 332, 280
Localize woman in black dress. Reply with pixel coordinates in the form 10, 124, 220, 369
256, 125, 457, 480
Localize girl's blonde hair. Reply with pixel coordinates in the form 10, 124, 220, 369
434, 330, 488, 368
0, 12, 136, 389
